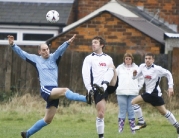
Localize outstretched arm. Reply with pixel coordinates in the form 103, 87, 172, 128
52, 34, 76, 59
67, 34, 76, 44
7, 35, 36, 61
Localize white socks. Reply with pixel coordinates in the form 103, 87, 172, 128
96, 117, 104, 134
165, 111, 179, 128
133, 104, 145, 124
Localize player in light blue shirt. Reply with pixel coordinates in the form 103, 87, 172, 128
8, 34, 87, 138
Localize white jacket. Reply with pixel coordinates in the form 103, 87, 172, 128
116, 63, 144, 95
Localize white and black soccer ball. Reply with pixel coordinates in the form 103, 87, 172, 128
46, 10, 59, 23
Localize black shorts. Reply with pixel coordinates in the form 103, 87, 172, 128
107, 77, 118, 94
41, 86, 59, 108
94, 77, 118, 104
141, 92, 165, 106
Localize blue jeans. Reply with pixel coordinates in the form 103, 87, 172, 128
117, 95, 136, 119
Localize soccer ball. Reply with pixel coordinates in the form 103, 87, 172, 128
46, 10, 59, 23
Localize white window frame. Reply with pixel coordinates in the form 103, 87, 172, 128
0, 26, 59, 46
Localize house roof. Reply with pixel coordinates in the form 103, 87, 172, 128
46, 0, 172, 44
116, 0, 176, 33
112, 12, 165, 44
63, 0, 138, 32
47, 12, 165, 44
0, 1, 74, 26
164, 33, 179, 40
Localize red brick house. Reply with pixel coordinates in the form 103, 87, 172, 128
46, 0, 179, 55
1, 0, 179, 94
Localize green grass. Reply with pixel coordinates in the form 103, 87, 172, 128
0, 94, 178, 138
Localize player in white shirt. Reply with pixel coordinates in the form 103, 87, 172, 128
132, 53, 179, 137
82, 36, 118, 138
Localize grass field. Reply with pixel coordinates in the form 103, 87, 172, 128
0, 94, 178, 138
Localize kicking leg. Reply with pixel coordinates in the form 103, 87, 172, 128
132, 104, 146, 130
50, 87, 86, 102
156, 105, 179, 128
93, 64, 117, 94
156, 105, 179, 137
131, 95, 146, 130
109, 65, 117, 87
21, 106, 56, 138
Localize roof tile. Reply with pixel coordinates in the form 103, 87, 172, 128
0, 2, 73, 25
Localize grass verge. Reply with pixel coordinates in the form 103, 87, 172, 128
0, 94, 178, 138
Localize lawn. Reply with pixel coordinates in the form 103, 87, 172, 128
0, 94, 178, 138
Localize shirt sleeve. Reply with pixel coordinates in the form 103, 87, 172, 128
82, 56, 92, 92
51, 41, 69, 60
157, 66, 174, 88
136, 65, 144, 89
138, 76, 144, 90
132, 64, 143, 80
11, 44, 36, 62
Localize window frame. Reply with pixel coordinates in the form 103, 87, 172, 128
0, 27, 59, 46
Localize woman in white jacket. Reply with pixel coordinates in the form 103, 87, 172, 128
116, 53, 146, 133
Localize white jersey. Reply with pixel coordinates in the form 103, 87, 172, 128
133, 63, 174, 97
82, 52, 113, 92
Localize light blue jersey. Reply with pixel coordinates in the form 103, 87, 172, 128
11, 42, 69, 86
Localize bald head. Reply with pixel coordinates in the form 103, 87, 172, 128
38, 43, 50, 59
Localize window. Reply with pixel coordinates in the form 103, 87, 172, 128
0, 26, 59, 45
23, 34, 54, 41
0, 33, 17, 40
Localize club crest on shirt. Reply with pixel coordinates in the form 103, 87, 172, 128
145, 75, 152, 79
99, 63, 106, 66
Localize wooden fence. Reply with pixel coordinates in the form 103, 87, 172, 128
0, 45, 179, 108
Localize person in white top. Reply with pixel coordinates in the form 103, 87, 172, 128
116, 53, 146, 134
132, 53, 179, 137
82, 36, 118, 138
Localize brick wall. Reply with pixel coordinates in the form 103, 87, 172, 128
75, 0, 110, 20
51, 12, 163, 55
69, 0, 179, 32
120, 0, 179, 32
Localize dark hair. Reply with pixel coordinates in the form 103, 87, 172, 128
123, 53, 134, 63
145, 53, 155, 59
92, 36, 106, 49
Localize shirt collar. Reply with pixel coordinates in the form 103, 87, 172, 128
92, 52, 106, 56
145, 64, 154, 69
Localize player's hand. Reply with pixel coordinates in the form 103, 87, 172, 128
86, 90, 94, 105
68, 34, 76, 44
168, 88, 174, 97
7, 35, 14, 46
133, 70, 137, 76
